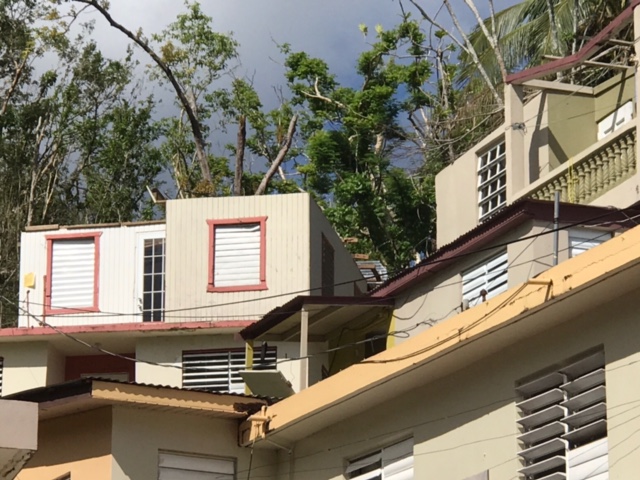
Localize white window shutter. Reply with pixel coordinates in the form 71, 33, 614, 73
462, 251, 508, 306
50, 238, 95, 309
158, 452, 234, 480
214, 224, 261, 287
597, 101, 633, 140
569, 230, 611, 258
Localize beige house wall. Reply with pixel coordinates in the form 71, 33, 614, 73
20, 408, 113, 480
135, 334, 327, 391
436, 73, 637, 247
111, 405, 277, 480
275, 288, 640, 479
0, 342, 50, 396
309, 201, 364, 296
391, 220, 579, 345
165, 194, 312, 321
18, 223, 165, 328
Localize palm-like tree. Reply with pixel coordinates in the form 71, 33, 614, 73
458, 0, 630, 87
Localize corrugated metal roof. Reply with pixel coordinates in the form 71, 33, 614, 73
369, 199, 640, 298
6, 377, 276, 404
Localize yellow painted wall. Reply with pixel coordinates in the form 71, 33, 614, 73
20, 408, 113, 480
111, 405, 277, 479
275, 287, 640, 479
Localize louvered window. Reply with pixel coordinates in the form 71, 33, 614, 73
462, 250, 508, 307
569, 230, 612, 258
182, 347, 276, 393
158, 452, 235, 480
346, 438, 414, 480
517, 350, 607, 480
46, 234, 100, 314
478, 141, 507, 220
207, 218, 267, 292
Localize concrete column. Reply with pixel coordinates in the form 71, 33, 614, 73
244, 339, 254, 395
505, 83, 527, 201
299, 308, 309, 390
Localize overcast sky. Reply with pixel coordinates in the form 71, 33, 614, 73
74, 0, 517, 169
82, 0, 517, 99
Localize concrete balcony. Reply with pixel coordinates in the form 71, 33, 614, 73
521, 122, 637, 204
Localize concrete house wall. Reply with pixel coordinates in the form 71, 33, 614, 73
270, 280, 640, 479
436, 73, 637, 246
165, 193, 362, 322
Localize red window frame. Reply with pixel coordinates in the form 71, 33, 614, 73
45, 232, 101, 315
207, 217, 267, 293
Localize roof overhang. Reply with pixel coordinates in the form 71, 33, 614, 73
239, 296, 395, 342
0, 321, 254, 355
507, 0, 640, 85
371, 200, 640, 298
7, 378, 269, 421
240, 224, 640, 447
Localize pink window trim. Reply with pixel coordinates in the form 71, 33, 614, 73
45, 232, 102, 315
207, 217, 267, 293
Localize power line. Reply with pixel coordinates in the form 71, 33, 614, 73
21, 206, 638, 318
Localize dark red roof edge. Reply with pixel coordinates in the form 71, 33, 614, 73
239, 296, 395, 341
507, 0, 640, 85
369, 199, 640, 298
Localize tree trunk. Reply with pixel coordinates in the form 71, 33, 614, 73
73, 0, 213, 187
234, 115, 246, 195
255, 114, 298, 195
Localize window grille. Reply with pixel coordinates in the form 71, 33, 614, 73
516, 350, 607, 480
182, 348, 277, 393
142, 238, 165, 322
478, 141, 507, 220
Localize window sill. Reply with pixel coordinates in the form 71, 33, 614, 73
207, 283, 268, 293
44, 306, 100, 315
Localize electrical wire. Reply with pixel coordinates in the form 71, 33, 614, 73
21, 206, 639, 318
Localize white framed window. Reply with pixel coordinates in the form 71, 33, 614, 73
346, 438, 414, 480
137, 232, 166, 322
207, 217, 267, 292
158, 451, 235, 480
597, 101, 633, 140
45, 233, 101, 314
182, 347, 277, 393
516, 350, 607, 480
462, 250, 508, 307
478, 141, 507, 221
569, 229, 612, 258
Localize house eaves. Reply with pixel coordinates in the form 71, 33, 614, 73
370, 199, 640, 298
240, 223, 640, 447
7, 378, 271, 421
507, 0, 640, 85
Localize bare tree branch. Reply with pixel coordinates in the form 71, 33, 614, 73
70, 0, 213, 187
463, 0, 507, 82
234, 115, 246, 195
255, 114, 298, 195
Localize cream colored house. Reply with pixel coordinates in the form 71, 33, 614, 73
239, 218, 640, 480
8, 378, 274, 480
1, 193, 364, 396
436, 4, 640, 247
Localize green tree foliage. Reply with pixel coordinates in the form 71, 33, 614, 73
0, 1, 163, 324
283, 20, 437, 270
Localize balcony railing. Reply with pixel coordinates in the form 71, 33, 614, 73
528, 123, 637, 204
